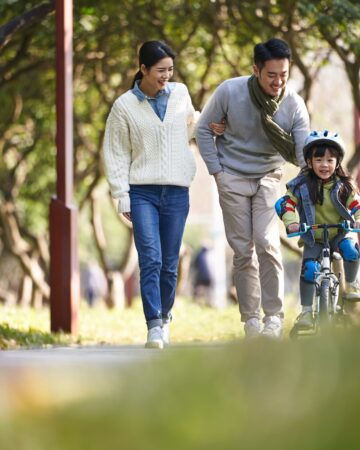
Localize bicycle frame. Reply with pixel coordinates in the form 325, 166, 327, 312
312, 224, 340, 323
288, 221, 360, 334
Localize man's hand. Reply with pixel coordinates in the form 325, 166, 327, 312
287, 223, 300, 234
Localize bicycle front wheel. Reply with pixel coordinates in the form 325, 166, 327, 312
319, 278, 330, 322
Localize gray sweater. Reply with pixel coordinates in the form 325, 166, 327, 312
195, 76, 310, 177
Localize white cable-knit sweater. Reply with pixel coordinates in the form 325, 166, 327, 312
102, 83, 197, 213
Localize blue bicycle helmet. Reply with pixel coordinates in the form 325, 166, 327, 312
303, 130, 345, 162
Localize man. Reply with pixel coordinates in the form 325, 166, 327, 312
195, 38, 310, 338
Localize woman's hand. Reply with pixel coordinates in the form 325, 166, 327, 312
123, 212, 132, 222
287, 223, 300, 234
209, 119, 226, 136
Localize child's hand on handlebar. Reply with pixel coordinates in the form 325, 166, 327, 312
287, 223, 300, 234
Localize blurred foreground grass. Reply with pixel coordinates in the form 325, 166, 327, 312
1, 298, 360, 449
1, 328, 360, 449
0, 296, 299, 349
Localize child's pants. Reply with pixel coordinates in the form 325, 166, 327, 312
300, 235, 360, 307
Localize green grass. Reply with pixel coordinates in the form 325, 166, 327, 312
0, 297, 299, 349
0, 307, 71, 349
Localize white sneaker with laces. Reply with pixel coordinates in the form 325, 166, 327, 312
262, 315, 283, 339
145, 326, 164, 349
244, 318, 261, 339
344, 279, 360, 301
162, 323, 170, 346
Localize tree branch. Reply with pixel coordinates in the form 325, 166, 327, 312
0, 1, 55, 51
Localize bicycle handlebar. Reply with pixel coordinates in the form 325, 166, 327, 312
287, 220, 360, 238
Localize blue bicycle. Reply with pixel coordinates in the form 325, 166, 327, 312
287, 221, 360, 337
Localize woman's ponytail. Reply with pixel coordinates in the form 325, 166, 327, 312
131, 70, 143, 89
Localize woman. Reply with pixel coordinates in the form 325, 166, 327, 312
103, 40, 223, 349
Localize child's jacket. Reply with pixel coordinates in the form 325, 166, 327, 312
276, 173, 360, 247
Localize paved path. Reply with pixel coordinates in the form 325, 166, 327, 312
0, 343, 227, 411
0, 345, 158, 368
0, 346, 167, 413
0, 342, 226, 369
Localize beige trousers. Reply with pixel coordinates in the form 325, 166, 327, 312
215, 169, 284, 322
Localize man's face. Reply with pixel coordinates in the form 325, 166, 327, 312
253, 58, 289, 97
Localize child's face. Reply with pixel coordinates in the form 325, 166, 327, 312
307, 149, 337, 181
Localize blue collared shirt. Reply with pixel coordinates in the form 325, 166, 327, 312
131, 80, 174, 121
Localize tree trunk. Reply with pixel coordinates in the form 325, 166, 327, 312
0, 200, 50, 300
18, 274, 33, 307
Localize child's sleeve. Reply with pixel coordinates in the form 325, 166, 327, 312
346, 191, 360, 221
275, 189, 300, 229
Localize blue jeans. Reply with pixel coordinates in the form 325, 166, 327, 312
130, 185, 189, 329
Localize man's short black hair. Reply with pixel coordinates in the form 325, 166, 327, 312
253, 38, 291, 69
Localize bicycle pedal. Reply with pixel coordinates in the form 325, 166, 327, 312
290, 329, 318, 339
290, 324, 317, 339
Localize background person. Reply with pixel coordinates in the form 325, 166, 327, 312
195, 38, 310, 338
192, 244, 214, 304
83, 261, 107, 307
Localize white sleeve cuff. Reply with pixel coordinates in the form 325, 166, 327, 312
117, 196, 130, 213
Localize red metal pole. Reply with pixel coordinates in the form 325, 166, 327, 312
50, 0, 79, 334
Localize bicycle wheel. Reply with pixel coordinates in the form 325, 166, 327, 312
319, 278, 330, 322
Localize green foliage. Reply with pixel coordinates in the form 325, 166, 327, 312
298, 0, 360, 52
1, 0, 359, 286
0, 0, 56, 236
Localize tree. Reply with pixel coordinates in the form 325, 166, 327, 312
0, 0, 359, 307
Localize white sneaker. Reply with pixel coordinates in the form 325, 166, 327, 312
145, 326, 164, 349
244, 318, 261, 339
262, 315, 283, 339
294, 310, 314, 330
162, 323, 170, 346
344, 279, 360, 301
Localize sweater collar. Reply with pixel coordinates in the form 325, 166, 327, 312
132, 80, 173, 102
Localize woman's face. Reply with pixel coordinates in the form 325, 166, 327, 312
140, 57, 174, 95
308, 149, 338, 181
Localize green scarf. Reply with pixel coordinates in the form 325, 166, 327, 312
247, 74, 298, 166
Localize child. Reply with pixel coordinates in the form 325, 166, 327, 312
275, 130, 360, 330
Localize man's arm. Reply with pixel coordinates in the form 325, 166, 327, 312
292, 98, 310, 168
195, 83, 228, 175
